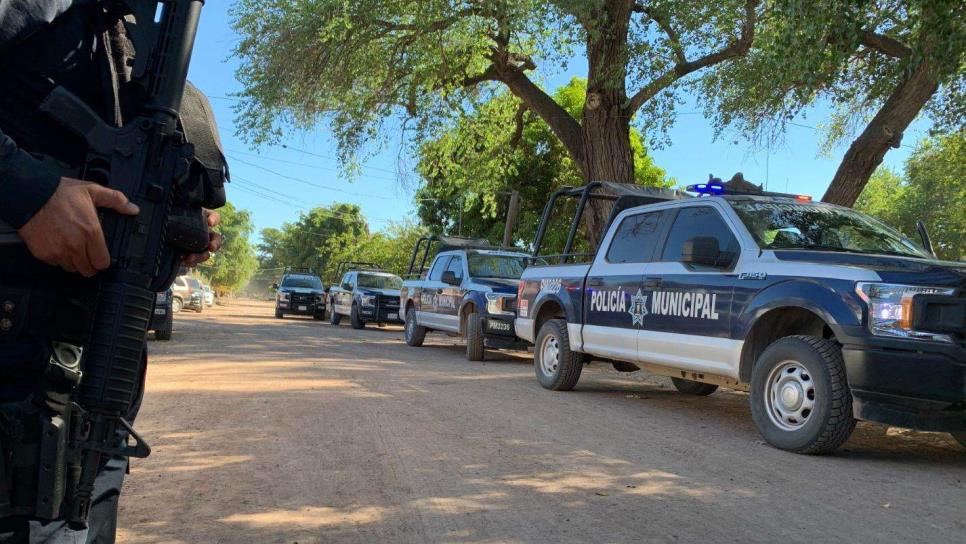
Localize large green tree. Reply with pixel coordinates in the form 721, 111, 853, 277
702, 0, 965, 206
415, 77, 671, 246
231, 0, 758, 188
321, 222, 428, 284
856, 131, 965, 260
196, 202, 259, 295
256, 203, 368, 275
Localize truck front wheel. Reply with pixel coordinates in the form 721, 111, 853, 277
404, 307, 427, 347
750, 335, 856, 454
350, 303, 366, 329
534, 319, 582, 391
465, 312, 485, 361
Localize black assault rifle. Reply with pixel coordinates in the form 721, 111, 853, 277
0, 0, 217, 525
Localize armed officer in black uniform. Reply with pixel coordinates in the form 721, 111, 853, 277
0, 2, 222, 542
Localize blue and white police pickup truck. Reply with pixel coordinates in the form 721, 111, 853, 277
400, 235, 531, 360
516, 181, 966, 454
328, 262, 404, 329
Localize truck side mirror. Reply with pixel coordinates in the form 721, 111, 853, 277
681, 236, 724, 267
441, 271, 460, 286
271, 283, 279, 290
342, 282, 353, 291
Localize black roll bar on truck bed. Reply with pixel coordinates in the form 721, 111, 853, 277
531, 181, 690, 264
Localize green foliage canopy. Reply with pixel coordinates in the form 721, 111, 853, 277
230, 0, 759, 182
856, 131, 965, 260
415, 77, 671, 246
196, 202, 259, 294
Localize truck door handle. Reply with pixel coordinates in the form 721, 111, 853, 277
644, 278, 662, 289
588, 277, 604, 287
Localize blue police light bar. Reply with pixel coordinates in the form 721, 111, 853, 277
685, 181, 726, 195
686, 176, 812, 201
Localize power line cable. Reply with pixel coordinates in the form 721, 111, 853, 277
228, 155, 399, 200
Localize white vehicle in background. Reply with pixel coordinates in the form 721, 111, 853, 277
202, 284, 215, 307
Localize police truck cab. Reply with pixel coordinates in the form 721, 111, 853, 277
516, 180, 965, 454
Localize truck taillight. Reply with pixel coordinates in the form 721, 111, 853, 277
518, 280, 525, 300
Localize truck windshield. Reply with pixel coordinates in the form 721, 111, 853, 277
358, 273, 403, 289
729, 200, 930, 259
468, 254, 528, 279
282, 276, 323, 289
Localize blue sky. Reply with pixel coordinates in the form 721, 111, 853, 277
188, 1, 931, 239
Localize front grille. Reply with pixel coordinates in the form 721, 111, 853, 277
377, 294, 400, 308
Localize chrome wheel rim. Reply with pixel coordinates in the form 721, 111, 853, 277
765, 360, 815, 431
540, 334, 560, 376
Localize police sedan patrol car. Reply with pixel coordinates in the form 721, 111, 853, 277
516, 181, 965, 454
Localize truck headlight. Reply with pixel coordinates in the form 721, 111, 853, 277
855, 282, 956, 342
279, 292, 290, 301
360, 295, 376, 307
486, 293, 515, 316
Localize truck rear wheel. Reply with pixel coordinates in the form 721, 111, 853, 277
404, 307, 426, 347
275, 308, 283, 319
350, 303, 365, 329
465, 312, 484, 361
534, 319, 582, 391
750, 335, 855, 454
670, 377, 718, 396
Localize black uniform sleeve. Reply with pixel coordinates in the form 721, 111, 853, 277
0, 0, 77, 228
0, 130, 61, 229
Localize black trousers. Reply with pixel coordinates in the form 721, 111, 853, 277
0, 341, 145, 544
0, 455, 127, 544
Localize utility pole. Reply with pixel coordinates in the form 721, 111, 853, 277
502, 191, 521, 248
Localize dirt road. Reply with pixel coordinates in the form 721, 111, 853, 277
118, 299, 964, 544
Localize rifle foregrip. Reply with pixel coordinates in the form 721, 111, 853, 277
78, 282, 153, 414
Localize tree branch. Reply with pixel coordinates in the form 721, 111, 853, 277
634, 4, 686, 65
860, 30, 912, 58
509, 103, 528, 148
625, 0, 759, 116
499, 67, 583, 165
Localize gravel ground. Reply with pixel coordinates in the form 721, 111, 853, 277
117, 299, 965, 543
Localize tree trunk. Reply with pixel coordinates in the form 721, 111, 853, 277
822, 61, 939, 206
580, 0, 634, 248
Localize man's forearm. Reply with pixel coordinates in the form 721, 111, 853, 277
0, 130, 61, 229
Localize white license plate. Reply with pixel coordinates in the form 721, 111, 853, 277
298, 305, 308, 311
154, 309, 166, 315
388, 313, 398, 320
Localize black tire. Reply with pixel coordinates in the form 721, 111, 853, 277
404, 307, 426, 347
275, 308, 283, 319
749, 335, 856, 454
329, 305, 342, 325
350, 303, 365, 329
534, 319, 583, 391
172, 297, 183, 313
154, 327, 172, 341
465, 312, 484, 361
952, 432, 966, 449
671, 377, 719, 396
195, 302, 204, 314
